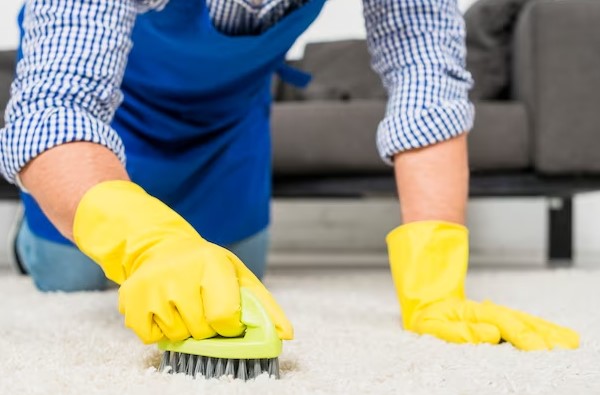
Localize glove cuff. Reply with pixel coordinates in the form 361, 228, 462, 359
73, 180, 203, 283
386, 221, 469, 328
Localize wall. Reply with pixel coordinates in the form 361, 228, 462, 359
0, 0, 479, 51
0, 0, 21, 50
289, 0, 478, 58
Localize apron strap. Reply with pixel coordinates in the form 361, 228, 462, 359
276, 62, 312, 88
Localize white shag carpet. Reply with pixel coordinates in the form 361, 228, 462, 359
1, 267, 600, 395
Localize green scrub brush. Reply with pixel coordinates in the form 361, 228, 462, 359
158, 288, 283, 380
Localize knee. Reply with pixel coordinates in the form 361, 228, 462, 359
17, 224, 108, 292
245, 260, 266, 280
227, 230, 269, 280
33, 264, 108, 292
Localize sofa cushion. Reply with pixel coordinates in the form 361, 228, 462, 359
465, 0, 531, 100
272, 100, 388, 175
292, 40, 387, 102
469, 101, 530, 171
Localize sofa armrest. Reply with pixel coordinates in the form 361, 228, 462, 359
513, 0, 600, 174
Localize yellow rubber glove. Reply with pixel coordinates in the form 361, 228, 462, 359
73, 180, 293, 344
386, 221, 579, 351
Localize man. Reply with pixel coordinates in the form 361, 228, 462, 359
1, 0, 578, 350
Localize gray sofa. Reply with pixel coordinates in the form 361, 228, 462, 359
273, 0, 600, 176
271, 41, 531, 175
270, 0, 600, 265
1, 0, 600, 264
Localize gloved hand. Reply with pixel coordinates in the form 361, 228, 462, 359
386, 221, 579, 351
73, 180, 293, 344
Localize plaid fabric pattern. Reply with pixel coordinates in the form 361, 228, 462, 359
364, 0, 474, 163
0, 0, 473, 183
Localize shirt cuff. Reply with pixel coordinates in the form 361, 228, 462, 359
376, 68, 475, 165
0, 107, 126, 185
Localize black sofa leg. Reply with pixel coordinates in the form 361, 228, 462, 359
547, 196, 573, 267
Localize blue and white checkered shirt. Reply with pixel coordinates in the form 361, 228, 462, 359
0, 0, 473, 183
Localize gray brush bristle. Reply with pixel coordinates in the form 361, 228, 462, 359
159, 351, 280, 380
185, 354, 196, 376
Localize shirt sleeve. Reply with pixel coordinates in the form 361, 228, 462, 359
363, 0, 475, 164
0, 0, 168, 184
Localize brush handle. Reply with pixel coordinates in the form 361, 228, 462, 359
157, 287, 283, 359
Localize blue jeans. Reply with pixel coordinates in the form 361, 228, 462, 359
16, 220, 270, 292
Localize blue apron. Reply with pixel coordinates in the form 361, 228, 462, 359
20, 0, 324, 246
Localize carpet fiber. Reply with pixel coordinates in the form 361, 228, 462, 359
1, 267, 599, 394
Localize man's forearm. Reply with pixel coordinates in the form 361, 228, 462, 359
19, 142, 129, 241
0, 0, 139, 242
393, 134, 468, 225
